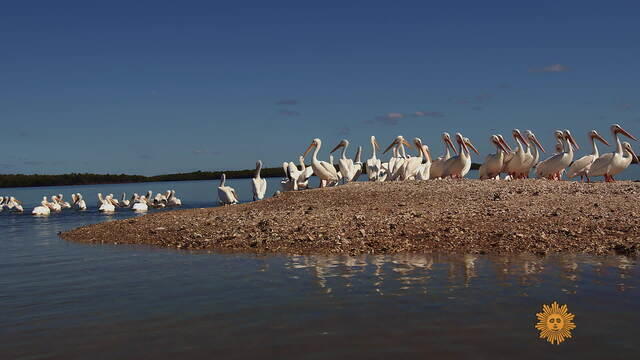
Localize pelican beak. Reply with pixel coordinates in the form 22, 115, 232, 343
617, 126, 638, 141
566, 133, 580, 151
330, 143, 343, 153
374, 138, 381, 151
460, 138, 470, 155
497, 139, 509, 153
499, 137, 512, 152
628, 146, 639, 164
466, 140, 480, 155
531, 135, 545, 153
303, 143, 315, 157
402, 138, 413, 149
383, 140, 397, 154
424, 147, 432, 162
446, 137, 458, 155
594, 133, 610, 146
516, 132, 529, 146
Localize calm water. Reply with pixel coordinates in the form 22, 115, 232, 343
1, 178, 639, 359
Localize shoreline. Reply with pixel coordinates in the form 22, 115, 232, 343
60, 179, 640, 256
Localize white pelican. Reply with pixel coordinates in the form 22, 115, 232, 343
72, 193, 87, 210
503, 129, 529, 179
302, 138, 339, 188
479, 135, 510, 179
32, 197, 51, 216
330, 139, 355, 184
383, 136, 412, 181
120, 193, 130, 207
47, 196, 62, 212
351, 145, 364, 181
416, 145, 432, 180
535, 130, 565, 179
366, 136, 382, 181
251, 160, 267, 201
590, 124, 638, 182
280, 162, 296, 191
430, 132, 457, 179
329, 154, 341, 185
566, 130, 610, 182
99, 195, 116, 212
108, 194, 120, 207
132, 193, 149, 212
218, 173, 239, 205
520, 130, 545, 178
401, 138, 431, 180
296, 156, 313, 189
167, 190, 182, 207
536, 130, 579, 180
6, 197, 23, 212
442, 134, 479, 179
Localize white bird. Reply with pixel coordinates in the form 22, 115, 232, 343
442, 134, 479, 179
47, 196, 62, 212
330, 139, 355, 184
132, 193, 149, 212
218, 173, 240, 205
400, 137, 431, 180
72, 193, 87, 210
503, 129, 529, 179
430, 132, 458, 179
351, 145, 364, 182
416, 145, 432, 180
280, 162, 297, 191
366, 136, 382, 181
251, 160, 267, 201
107, 194, 120, 207
32, 197, 51, 216
520, 130, 546, 178
479, 135, 511, 179
6, 196, 23, 212
383, 136, 412, 181
535, 130, 566, 179
566, 130, 610, 182
167, 190, 182, 207
302, 138, 340, 188
99, 194, 116, 212
56, 194, 71, 209
536, 130, 579, 180
296, 156, 313, 190
589, 124, 638, 182
120, 193, 131, 207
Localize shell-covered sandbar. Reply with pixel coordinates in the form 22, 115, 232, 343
60, 180, 640, 256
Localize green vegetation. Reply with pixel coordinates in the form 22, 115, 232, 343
0, 163, 481, 188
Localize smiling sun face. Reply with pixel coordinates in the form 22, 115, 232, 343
535, 301, 576, 345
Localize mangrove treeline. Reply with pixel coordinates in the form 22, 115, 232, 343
0, 163, 481, 188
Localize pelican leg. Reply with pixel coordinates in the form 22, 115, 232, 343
586, 175, 591, 183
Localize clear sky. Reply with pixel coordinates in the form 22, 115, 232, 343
1, 0, 639, 175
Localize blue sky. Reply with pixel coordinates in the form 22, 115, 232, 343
1, 0, 639, 175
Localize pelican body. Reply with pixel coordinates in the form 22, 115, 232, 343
251, 160, 267, 201
589, 124, 638, 181
566, 130, 610, 182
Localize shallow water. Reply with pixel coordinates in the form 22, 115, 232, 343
1, 179, 639, 359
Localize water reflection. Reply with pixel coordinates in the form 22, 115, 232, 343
285, 253, 637, 296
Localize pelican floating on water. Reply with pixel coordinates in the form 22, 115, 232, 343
32, 197, 51, 216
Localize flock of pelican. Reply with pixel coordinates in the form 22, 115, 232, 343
27, 191, 182, 215
218, 123, 637, 205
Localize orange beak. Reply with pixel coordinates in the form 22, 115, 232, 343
617, 126, 638, 141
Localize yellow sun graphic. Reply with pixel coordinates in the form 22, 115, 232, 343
535, 301, 576, 345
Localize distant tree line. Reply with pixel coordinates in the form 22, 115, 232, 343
0, 163, 481, 188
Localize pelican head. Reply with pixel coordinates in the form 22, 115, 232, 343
303, 138, 321, 157
442, 132, 458, 155
512, 129, 528, 145
330, 139, 349, 153
589, 130, 610, 146
563, 129, 580, 150
463, 137, 480, 155
371, 136, 380, 151
611, 124, 638, 141
525, 130, 545, 153
496, 134, 512, 152
383, 135, 412, 154
491, 135, 509, 153
623, 142, 639, 163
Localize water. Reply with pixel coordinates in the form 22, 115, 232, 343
1, 179, 639, 359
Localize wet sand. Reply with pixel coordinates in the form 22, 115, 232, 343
60, 180, 640, 256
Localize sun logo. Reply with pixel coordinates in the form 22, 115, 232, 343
535, 301, 576, 345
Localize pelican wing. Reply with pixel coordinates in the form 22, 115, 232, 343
566, 154, 596, 178
319, 161, 339, 179
588, 152, 615, 177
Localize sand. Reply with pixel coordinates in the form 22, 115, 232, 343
60, 179, 640, 256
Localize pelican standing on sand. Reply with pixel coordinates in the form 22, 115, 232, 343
251, 160, 267, 201
430, 132, 457, 179
400, 138, 431, 180
520, 130, 545, 178
218, 173, 239, 205
383, 136, 412, 181
503, 129, 529, 179
589, 124, 638, 182
330, 139, 355, 184
443, 134, 479, 179
366, 136, 382, 181
566, 130, 610, 182
479, 135, 510, 179
536, 130, 579, 180
303, 138, 339, 188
